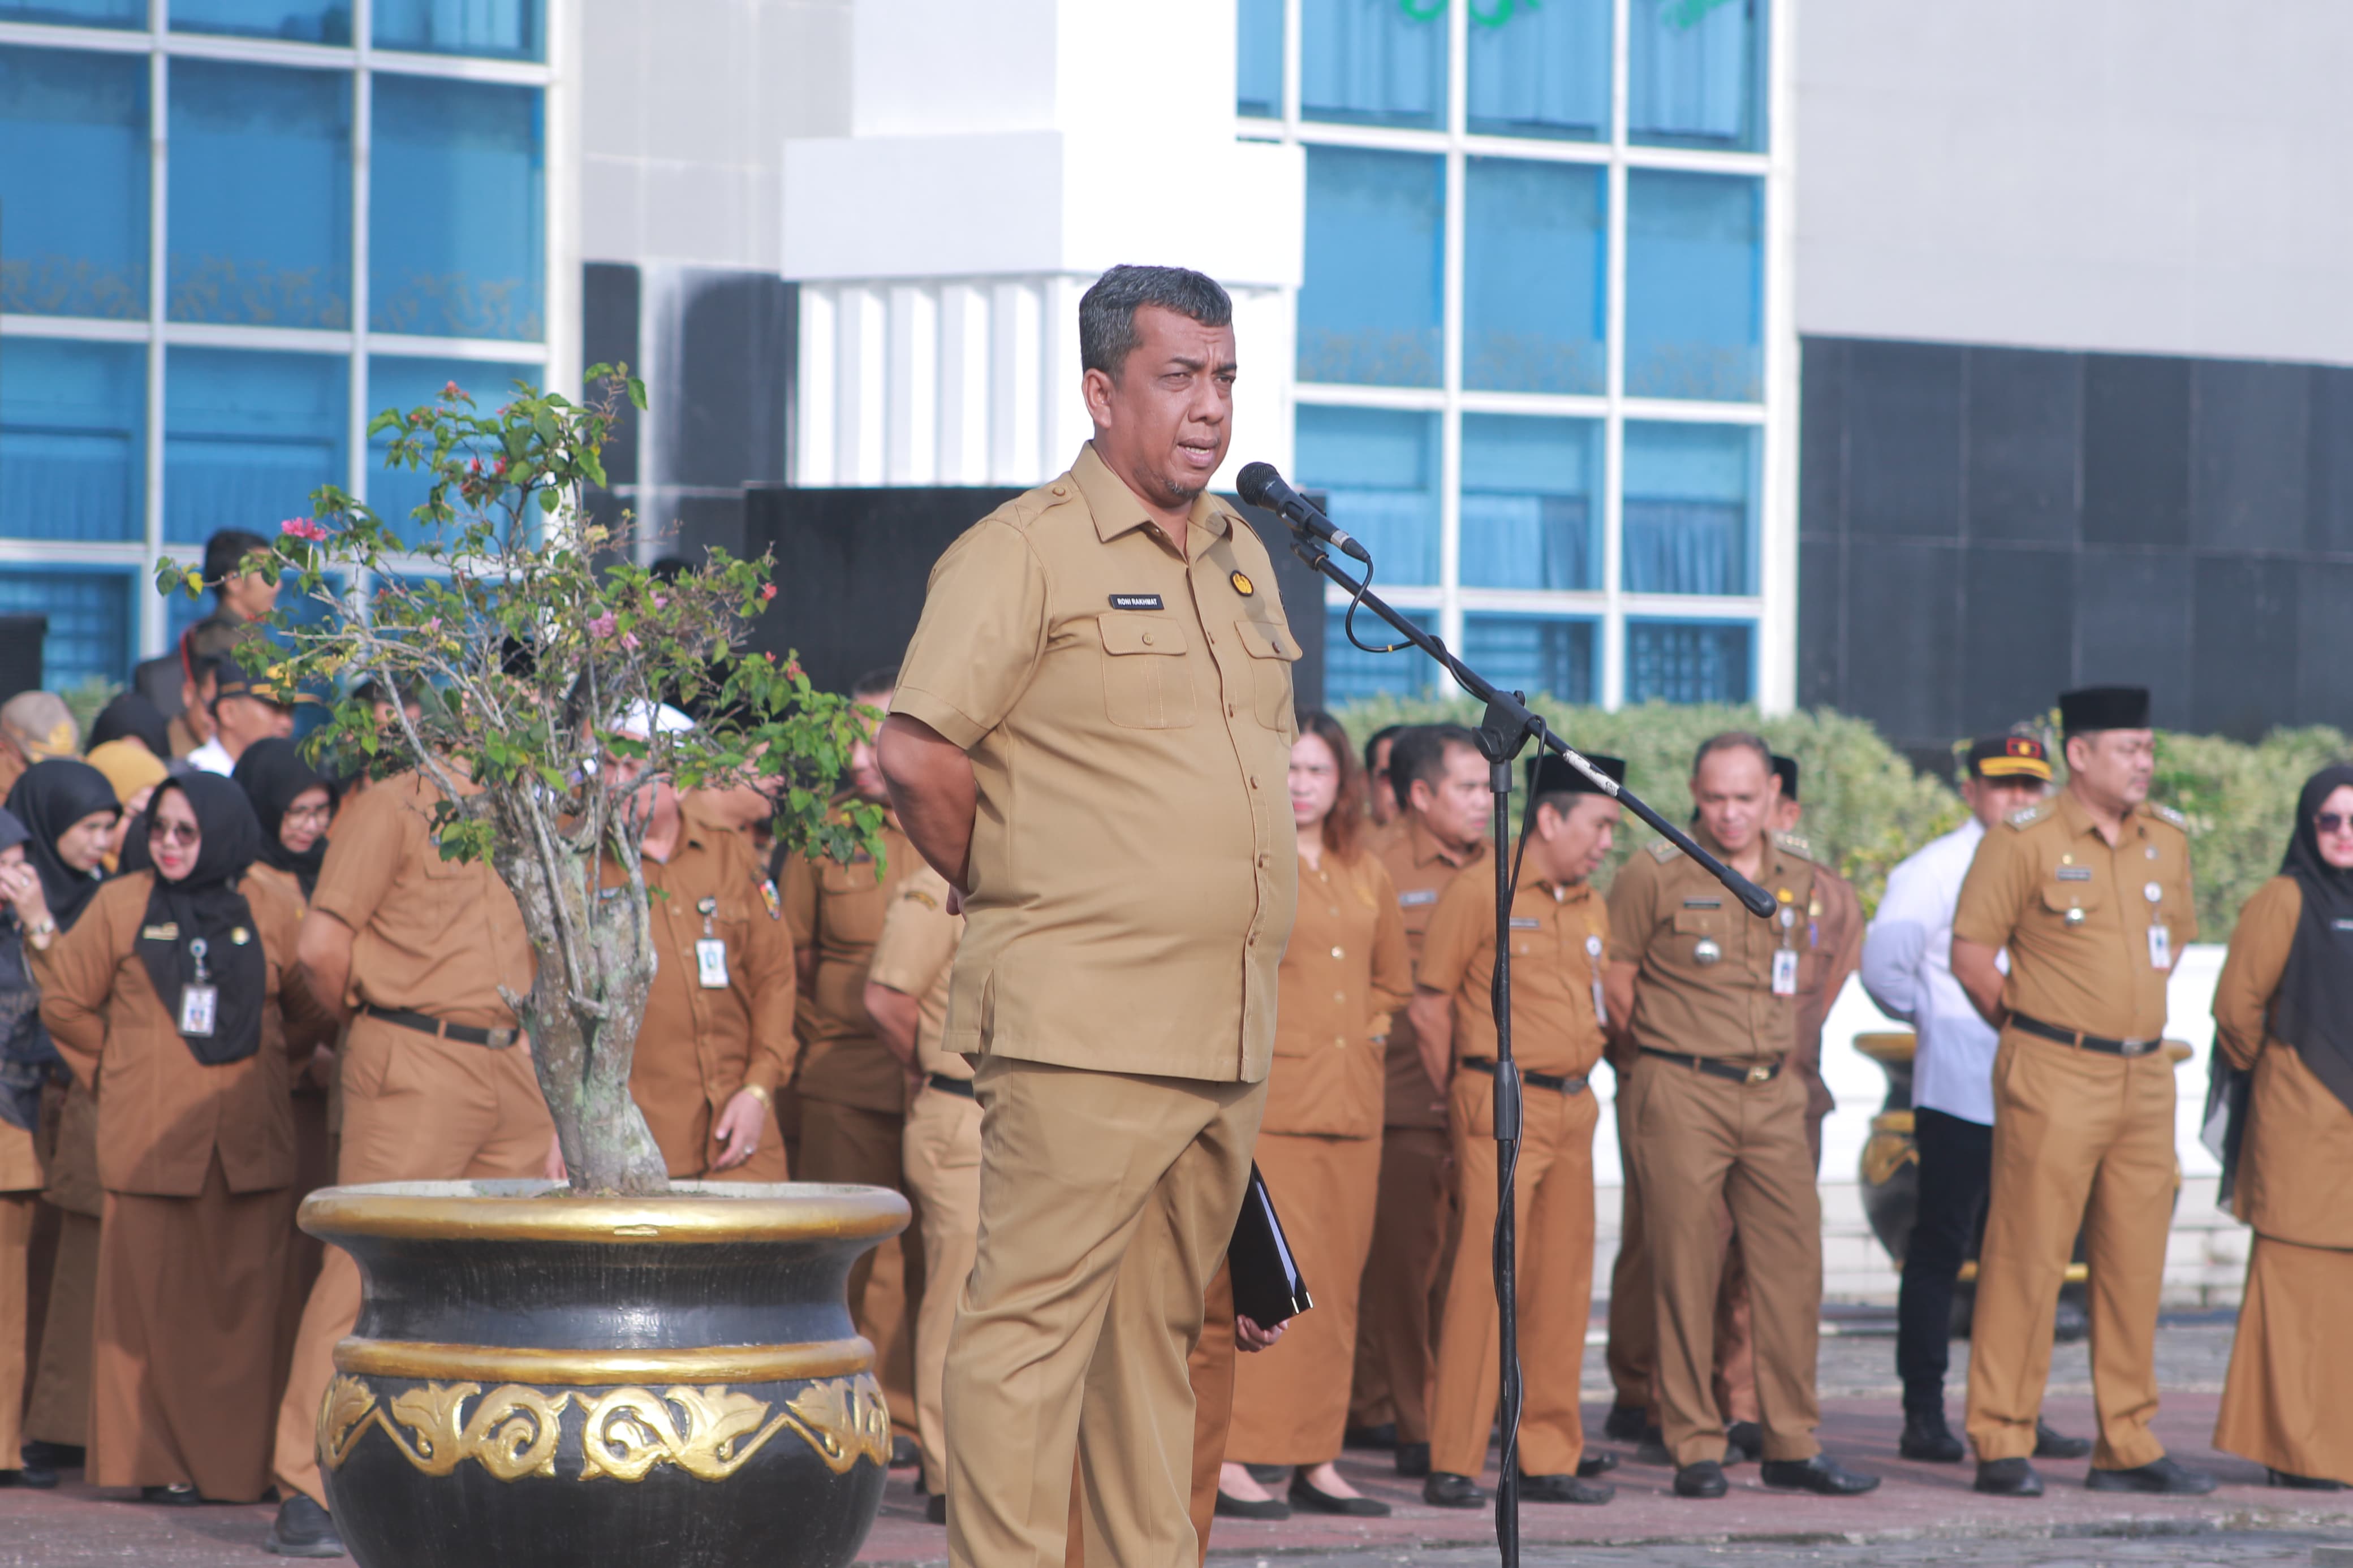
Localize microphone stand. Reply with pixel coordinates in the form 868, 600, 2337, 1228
1279, 535, 1773, 1568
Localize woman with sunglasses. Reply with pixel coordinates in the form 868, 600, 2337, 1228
2210, 763, 2353, 1492
34, 774, 331, 1504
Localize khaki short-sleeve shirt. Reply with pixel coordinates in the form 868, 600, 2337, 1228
1951, 791, 2195, 1041
778, 817, 915, 1113
1609, 831, 1816, 1062
1419, 866, 1609, 1079
867, 864, 966, 1080
890, 442, 1301, 1082
1373, 817, 1489, 1128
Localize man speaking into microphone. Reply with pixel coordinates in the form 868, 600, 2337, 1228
877, 264, 1302, 1568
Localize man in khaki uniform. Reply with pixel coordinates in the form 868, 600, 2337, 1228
864, 862, 966, 1519
1348, 724, 1488, 1477
265, 768, 553, 1558
1951, 685, 2211, 1498
1605, 733, 1877, 1501
780, 668, 923, 1452
1415, 754, 1624, 1510
876, 265, 1296, 1568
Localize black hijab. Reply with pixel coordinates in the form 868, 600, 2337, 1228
2269, 763, 2353, 1118
87, 692, 172, 759
137, 775, 268, 1066
233, 738, 332, 899
5, 760, 120, 932
0, 806, 58, 1134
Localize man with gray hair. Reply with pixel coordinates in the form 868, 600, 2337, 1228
877, 264, 1298, 1568
0, 692, 79, 803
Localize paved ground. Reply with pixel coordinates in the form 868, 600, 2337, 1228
4, 1322, 2345, 1567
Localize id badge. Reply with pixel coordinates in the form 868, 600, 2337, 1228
2147, 923, 2171, 970
1771, 948, 1799, 997
179, 983, 219, 1037
1586, 934, 1608, 1027
695, 938, 730, 990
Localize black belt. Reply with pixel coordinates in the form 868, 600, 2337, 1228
1638, 1047, 1782, 1085
360, 1004, 518, 1049
2009, 1012, 2162, 1057
926, 1073, 976, 1099
1460, 1059, 1588, 1095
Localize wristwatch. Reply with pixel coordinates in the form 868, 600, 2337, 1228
27, 917, 55, 951
740, 1083, 774, 1109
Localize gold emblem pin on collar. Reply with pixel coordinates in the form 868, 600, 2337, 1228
1231, 570, 1254, 597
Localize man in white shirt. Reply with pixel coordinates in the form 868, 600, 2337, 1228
184, 668, 294, 775
1860, 735, 2088, 1465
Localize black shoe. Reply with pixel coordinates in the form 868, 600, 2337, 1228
889, 1434, 920, 1469
141, 1484, 201, 1507
1724, 1421, 1764, 1464
1634, 1426, 1672, 1465
1344, 1422, 1398, 1450
1393, 1441, 1430, 1478
1602, 1403, 1648, 1441
1289, 1472, 1390, 1517
1213, 1489, 1290, 1521
1243, 1462, 1289, 1485
925, 1493, 947, 1524
1519, 1471, 1614, 1505
21, 1441, 83, 1472
1899, 1410, 1967, 1463
265, 1494, 347, 1558
1761, 1455, 1881, 1495
1674, 1460, 1727, 1498
1975, 1457, 2044, 1497
1423, 1471, 1486, 1509
2051, 1297, 2090, 1344
1576, 1452, 1618, 1478
2085, 1456, 2216, 1495
2268, 1467, 2348, 1491
2033, 1420, 2092, 1459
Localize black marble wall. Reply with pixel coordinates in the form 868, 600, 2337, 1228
1800, 335, 2353, 755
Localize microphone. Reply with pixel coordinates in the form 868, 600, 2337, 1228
1235, 463, 1372, 564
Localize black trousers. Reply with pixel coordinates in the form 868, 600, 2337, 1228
1895, 1105, 1994, 1415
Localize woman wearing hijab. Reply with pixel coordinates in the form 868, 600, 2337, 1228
34, 774, 331, 1504
2210, 762, 2353, 1491
232, 738, 334, 904
6, 759, 120, 1483
0, 808, 62, 1488
85, 693, 173, 762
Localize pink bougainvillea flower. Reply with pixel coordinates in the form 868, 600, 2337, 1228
620, 632, 640, 651
279, 517, 326, 542
443, 381, 463, 398
587, 613, 617, 640
759, 583, 777, 602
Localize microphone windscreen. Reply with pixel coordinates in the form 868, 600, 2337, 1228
1235, 462, 1280, 508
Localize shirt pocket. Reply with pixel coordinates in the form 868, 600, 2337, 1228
2038, 879, 2102, 931
1097, 612, 1196, 730
1231, 617, 1302, 728
1670, 908, 1727, 969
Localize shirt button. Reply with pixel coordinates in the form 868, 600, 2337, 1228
1331, 946, 1344, 960
1250, 776, 1259, 789
1334, 992, 1346, 1003
1141, 633, 1154, 646
1051, 485, 1067, 497
1334, 1037, 1347, 1049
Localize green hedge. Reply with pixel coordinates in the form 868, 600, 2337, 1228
1331, 697, 2352, 943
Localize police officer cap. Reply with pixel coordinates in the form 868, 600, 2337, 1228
1965, 735, 2052, 781
1770, 754, 1799, 803
2057, 685, 2151, 734
1526, 751, 1626, 797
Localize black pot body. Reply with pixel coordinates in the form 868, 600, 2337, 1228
306, 1180, 907, 1568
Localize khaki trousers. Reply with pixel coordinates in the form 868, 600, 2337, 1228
903, 1083, 982, 1494
1228, 1131, 1382, 1464
799, 1098, 924, 1441
1348, 1124, 1450, 1442
272, 1018, 554, 1507
945, 1058, 1261, 1568
1430, 1071, 1598, 1479
0, 1192, 31, 1464
24, 1210, 96, 1447
1964, 1029, 2175, 1468
1625, 1056, 1821, 1467
1067, 1265, 1234, 1568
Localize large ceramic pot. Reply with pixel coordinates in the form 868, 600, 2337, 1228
305, 1180, 908, 1568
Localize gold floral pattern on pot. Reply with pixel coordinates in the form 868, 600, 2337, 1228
321, 1376, 571, 1480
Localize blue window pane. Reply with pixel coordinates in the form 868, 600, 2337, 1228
0, 0, 141, 25
1460, 414, 1599, 591
1623, 421, 1756, 595
0, 568, 132, 690
165, 348, 348, 546
1301, 0, 1445, 129
1238, 0, 1282, 118
173, 0, 350, 44
1625, 170, 1760, 402
367, 356, 533, 548
1299, 146, 1442, 388
375, 0, 541, 61
1295, 405, 1441, 586
0, 47, 148, 319
370, 75, 545, 340
1325, 604, 1433, 702
168, 62, 351, 329
1630, 0, 1766, 152
1467, 0, 1609, 140
1463, 615, 1594, 704
1626, 619, 1752, 703
1, 339, 145, 543
1464, 158, 1605, 395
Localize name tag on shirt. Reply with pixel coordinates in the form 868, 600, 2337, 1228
695, 939, 730, 989
1772, 949, 1799, 996
2055, 866, 2092, 882
2147, 925, 2170, 970
1682, 897, 1722, 908
1398, 889, 1438, 908
179, 984, 219, 1037
1107, 594, 1163, 612
1509, 917, 1541, 930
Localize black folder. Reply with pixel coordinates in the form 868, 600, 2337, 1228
1227, 1162, 1312, 1327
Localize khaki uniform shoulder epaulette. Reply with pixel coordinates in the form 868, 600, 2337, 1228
2005, 801, 2054, 831
1646, 837, 1684, 864
1772, 829, 1815, 861
2145, 802, 2188, 831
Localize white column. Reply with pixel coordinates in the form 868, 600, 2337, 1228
937, 282, 992, 485
794, 284, 837, 486
885, 282, 939, 484
989, 279, 1042, 486
836, 284, 887, 485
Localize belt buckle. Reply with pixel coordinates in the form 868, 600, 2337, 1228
485, 1027, 515, 1049
1746, 1063, 1772, 1084
2118, 1038, 2148, 1056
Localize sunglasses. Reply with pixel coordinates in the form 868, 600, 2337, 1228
151, 821, 201, 846
2318, 813, 2353, 836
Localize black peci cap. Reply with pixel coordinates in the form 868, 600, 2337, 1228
1770, 753, 1799, 803
2058, 685, 2151, 735
1527, 751, 1627, 798
1966, 734, 2052, 781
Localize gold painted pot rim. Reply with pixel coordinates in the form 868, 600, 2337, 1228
1852, 1031, 1918, 1065
334, 1335, 874, 1385
300, 1180, 911, 1247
